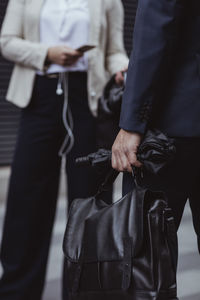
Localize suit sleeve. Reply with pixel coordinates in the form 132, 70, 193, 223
0, 0, 49, 71
119, 0, 184, 134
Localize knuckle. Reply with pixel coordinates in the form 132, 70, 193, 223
112, 142, 117, 150
122, 161, 128, 169
112, 147, 118, 155
129, 157, 136, 165
112, 162, 116, 169
113, 164, 120, 171
124, 147, 129, 155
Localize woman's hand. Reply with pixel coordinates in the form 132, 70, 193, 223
112, 129, 142, 172
47, 46, 83, 67
115, 67, 128, 85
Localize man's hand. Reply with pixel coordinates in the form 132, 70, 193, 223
47, 46, 83, 67
112, 129, 142, 172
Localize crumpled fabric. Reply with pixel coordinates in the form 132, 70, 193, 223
137, 129, 176, 175
77, 129, 176, 175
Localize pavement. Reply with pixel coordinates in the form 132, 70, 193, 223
0, 168, 200, 300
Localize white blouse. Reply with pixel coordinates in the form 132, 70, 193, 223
39, 0, 90, 74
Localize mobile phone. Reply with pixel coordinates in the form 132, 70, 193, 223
76, 45, 96, 53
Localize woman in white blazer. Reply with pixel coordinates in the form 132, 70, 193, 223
0, 0, 128, 299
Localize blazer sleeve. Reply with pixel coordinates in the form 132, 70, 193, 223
119, 0, 184, 134
0, 0, 49, 71
105, 0, 129, 75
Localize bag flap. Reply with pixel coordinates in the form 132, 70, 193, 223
63, 187, 148, 263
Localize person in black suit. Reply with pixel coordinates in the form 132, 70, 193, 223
112, 0, 200, 255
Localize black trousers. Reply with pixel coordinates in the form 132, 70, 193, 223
0, 73, 110, 300
123, 138, 200, 255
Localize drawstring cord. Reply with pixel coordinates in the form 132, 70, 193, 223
56, 73, 64, 96
57, 72, 75, 157
56, 71, 127, 157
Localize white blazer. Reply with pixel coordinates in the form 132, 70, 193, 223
0, 0, 128, 115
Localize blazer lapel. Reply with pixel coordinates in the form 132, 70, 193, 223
87, 0, 102, 46
35, 0, 44, 41
26, 0, 44, 41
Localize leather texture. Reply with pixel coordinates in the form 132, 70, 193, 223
63, 130, 178, 300
63, 185, 178, 300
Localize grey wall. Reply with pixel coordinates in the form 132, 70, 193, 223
0, 0, 137, 166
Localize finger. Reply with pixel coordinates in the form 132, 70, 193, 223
64, 57, 79, 65
112, 151, 123, 171
66, 61, 80, 66
71, 50, 83, 56
128, 153, 142, 168
111, 152, 117, 170
134, 160, 143, 168
126, 163, 133, 173
119, 152, 132, 172
64, 54, 81, 62
65, 59, 74, 64
113, 146, 132, 172
114, 153, 124, 172
75, 50, 83, 57
63, 47, 75, 54
64, 50, 83, 57
118, 73, 124, 81
126, 151, 137, 165
126, 150, 142, 168
112, 148, 124, 172
115, 72, 124, 85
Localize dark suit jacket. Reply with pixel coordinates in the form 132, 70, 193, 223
120, 0, 200, 137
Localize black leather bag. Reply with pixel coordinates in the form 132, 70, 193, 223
63, 131, 178, 300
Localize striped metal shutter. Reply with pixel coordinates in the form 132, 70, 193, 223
0, 0, 137, 166
0, 0, 20, 166
122, 0, 138, 55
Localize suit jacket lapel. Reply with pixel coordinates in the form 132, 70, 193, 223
87, 0, 102, 46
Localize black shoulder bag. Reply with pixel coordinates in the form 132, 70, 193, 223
63, 130, 178, 300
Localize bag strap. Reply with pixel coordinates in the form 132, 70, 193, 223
72, 245, 85, 295
96, 168, 119, 196
164, 208, 178, 273
122, 237, 132, 291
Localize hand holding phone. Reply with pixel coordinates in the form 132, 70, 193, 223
76, 45, 96, 53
